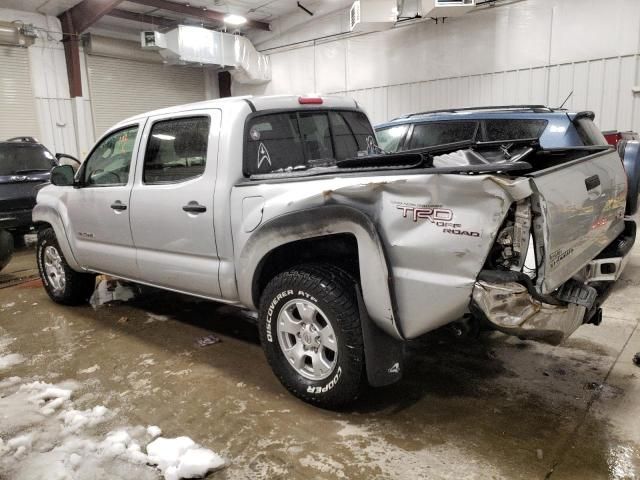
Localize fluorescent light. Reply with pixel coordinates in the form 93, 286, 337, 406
224, 14, 247, 26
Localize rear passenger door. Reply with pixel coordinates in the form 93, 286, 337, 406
129, 110, 222, 298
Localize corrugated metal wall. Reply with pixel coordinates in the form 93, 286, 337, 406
345, 55, 640, 128
236, 0, 640, 130
0, 46, 40, 140
86, 55, 206, 136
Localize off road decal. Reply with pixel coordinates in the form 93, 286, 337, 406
266, 289, 294, 342
257, 142, 271, 169
307, 366, 342, 394
396, 204, 480, 237
549, 247, 574, 270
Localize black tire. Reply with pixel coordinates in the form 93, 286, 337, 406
0, 229, 14, 272
37, 227, 96, 305
258, 264, 366, 408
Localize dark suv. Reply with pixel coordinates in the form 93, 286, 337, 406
375, 105, 610, 152
0, 137, 79, 271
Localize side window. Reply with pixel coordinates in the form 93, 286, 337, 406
84, 126, 138, 186
408, 122, 477, 150
483, 119, 548, 142
375, 125, 409, 153
143, 116, 210, 184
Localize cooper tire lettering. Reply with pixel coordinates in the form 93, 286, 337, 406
265, 289, 294, 342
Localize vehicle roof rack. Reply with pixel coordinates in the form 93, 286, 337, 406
393, 105, 555, 121
5, 136, 39, 143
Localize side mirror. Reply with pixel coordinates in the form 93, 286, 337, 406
50, 165, 76, 187
56, 153, 81, 172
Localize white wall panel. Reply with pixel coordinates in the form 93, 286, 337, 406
243, 0, 640, 131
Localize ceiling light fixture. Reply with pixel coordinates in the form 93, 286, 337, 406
223, 14, 247, 25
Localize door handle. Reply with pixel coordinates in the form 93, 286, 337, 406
110, 201, 127, 211
182, 202, 207, 214
585, 175, 601, 191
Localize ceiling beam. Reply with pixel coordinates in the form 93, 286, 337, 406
60, 0, 125, 35
126, 0, 271, 31
107, 8, 177, 28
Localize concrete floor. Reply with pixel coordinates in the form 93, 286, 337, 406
0, 244, 639, 479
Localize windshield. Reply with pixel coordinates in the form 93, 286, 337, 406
0, 144, 55, 175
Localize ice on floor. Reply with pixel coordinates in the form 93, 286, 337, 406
89, 279, 137, 308
0, 375, 224, 479
147, 437, 225, 480
0, 353, 25, 370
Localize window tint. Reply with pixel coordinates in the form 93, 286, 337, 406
0, 145, 55, 175
574, 117, 608, 146
408, 122, 477, 149
84, 126, 138, 186
299, 112, 333, 165
244, 110, 375, 175
483, 119, 547, 142
375, 125, 409, 153
144, 116, 210, 184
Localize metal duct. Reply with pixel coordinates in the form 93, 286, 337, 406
156, 26, 271, 84
0, 22, 35, 47
86, 35, 164, 64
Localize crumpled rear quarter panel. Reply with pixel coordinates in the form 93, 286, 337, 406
232, 173, 529, 339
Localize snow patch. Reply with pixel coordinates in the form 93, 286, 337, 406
146, 313, 169, 323
0, 353, 25, 370
147, 437, 225, 480
78, 364, 100, 374
147, 426, 162, 438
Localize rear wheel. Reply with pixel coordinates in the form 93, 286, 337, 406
37, 227, 95, 305
259, 264, 366, 408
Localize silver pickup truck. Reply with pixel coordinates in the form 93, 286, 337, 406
34, 95, 637, 407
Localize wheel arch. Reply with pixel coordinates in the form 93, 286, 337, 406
32, 205, 82, 271
238, 205, 402, 339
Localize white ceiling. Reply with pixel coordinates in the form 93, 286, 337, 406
0, 0, 331, 23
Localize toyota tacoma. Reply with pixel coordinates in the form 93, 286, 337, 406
33, 96, 637, 407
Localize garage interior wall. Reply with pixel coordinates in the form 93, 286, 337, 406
0, 8, 217, 159
86, 37, 207, 137
0, 45, 40, 140
236, 0, 640, 130
0, 8, 88, 158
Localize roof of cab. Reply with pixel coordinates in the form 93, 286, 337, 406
111, 94, 360, 133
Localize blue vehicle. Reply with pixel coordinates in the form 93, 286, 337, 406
375, 105, 640, 215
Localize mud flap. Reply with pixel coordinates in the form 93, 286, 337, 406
355, 286, 404, 387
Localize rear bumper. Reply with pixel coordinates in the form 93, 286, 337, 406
471, 220, 635, 345
575, 219, 636, 284
0, 208, 33, 230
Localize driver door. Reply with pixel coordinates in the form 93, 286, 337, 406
66, 123, 143, 278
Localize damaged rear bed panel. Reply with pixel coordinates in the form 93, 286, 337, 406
232, 173, 531, 339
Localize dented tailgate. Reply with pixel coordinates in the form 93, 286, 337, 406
529, 149, 627, 293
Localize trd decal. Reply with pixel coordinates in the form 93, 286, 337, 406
397, 206, 453, 223
396, 205, 480, 237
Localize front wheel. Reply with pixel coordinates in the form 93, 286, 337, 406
258, 264, 366, 408
37, 227, 96, 305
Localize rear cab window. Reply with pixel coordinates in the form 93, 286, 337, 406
244, 110, 375, 176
